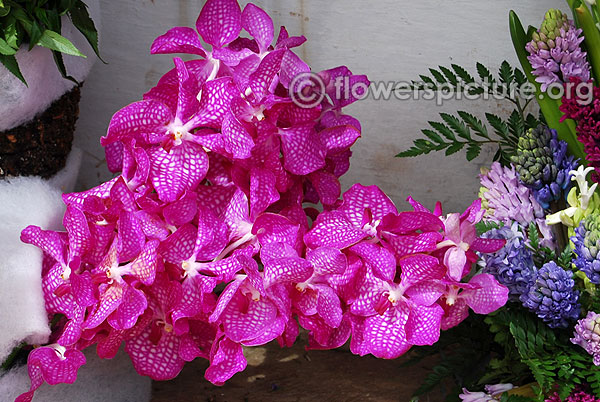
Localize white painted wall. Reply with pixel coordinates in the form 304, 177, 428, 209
75, 0, 565, 213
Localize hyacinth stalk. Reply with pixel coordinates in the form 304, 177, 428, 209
572, 213, 600, 284
567, 0, 600, 83
509, 10, 585, 163
526, 9, 591, 90
520, 261, 581, 329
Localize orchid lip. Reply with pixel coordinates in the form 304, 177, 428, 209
60, 266, 72, 281
445, 285, 460, 306
46, 344, 67, 360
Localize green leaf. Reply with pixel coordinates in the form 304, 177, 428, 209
3, 17, 19, 49
0, 3, 10, 17
466, 144, 481, 161
527, 222, 540, 251
513, 68, 527, 87
421, 129, 444, 144
439, 65, 458, 85
429, 121, 456, 141
396, 146, 427, 158
34, 7, 50, 28
37, 29, 85, 57
486, 113, 510, 140
45, 9, 61, 33
445, 142, 464, 156
414, 138, 434, 150
417, 74, 436, 88
0, 53, 26, 85
451, 63, 475, 83
499, 60, 514, 86
507, 110, 525, 142
0, 36, 16, 55
524, 113, 539, 130
475, 220, 501, 236
59, 0, 78, 14
68, 2, 103, 60
440, 112, 471, 140
28, 20, 43, 50
51, 49, 78, 84
476, 62, 494, 86
429, 68, 447, 84
458, 111, 489, 139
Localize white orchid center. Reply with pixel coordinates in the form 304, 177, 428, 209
445, 285, 460, 306
362, 219, 381, 237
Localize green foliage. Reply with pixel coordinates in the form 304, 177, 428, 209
0, 342, 27, 372
405, 314, 501, 401
397, 62, 539, 166
500, 309, 600, 400
525, 223, 574, 271
482, 310, 533, 387
412, 306, 600, 400
475, 220, 502, 236
0, 0, 102, 85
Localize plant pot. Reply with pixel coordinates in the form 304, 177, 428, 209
0, 86, 81, 178
0, 0, 99, 178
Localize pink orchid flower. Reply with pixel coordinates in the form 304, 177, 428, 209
437, 199, 505, 281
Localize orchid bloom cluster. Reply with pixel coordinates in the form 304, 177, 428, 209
14, 0, 510, 400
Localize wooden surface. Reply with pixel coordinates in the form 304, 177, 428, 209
151, 338, 445, 402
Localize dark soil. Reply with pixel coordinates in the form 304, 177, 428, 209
151, 339, 446, 402
0, 85, 81, 178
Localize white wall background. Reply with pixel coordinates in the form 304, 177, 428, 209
75, 0, 565, 213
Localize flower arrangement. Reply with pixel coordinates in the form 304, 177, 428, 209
6, 0, 515, 401
0, 0, 101, 84
398, 1, 600, 400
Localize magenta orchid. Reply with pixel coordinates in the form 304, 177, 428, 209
15, 0, 508, 399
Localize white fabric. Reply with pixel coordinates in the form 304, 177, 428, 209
0, 148, 82, 363
48, 147, 83, 194
0, 348, 152, 402
0, 0, 101, 131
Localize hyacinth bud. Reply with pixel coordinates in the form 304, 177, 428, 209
512, 125, 557, 187
511, 125, 578, 209
573, 214, 600, 283
541, 9, 570, 40
572, 311, 600, 366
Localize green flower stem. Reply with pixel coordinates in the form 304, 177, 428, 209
568, 0, 600, 83
509, 10, 587, 164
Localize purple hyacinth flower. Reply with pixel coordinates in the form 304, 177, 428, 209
526, 9, 591, 92
520, 261, 581, 328
571, 311, 600, 366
